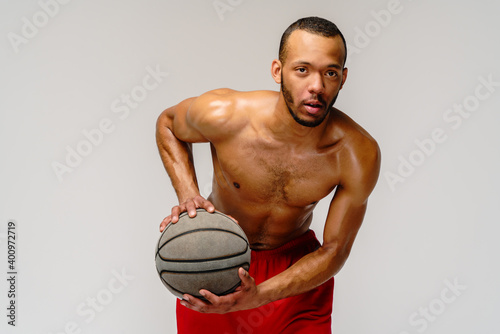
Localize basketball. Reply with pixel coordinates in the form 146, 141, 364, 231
155, 209, 251, 299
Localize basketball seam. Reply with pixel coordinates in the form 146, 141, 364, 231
156, 228, 249, 259
155, 211, 251, 299
159, 276, 243, 300
160, 227, 248, 247
157, 251, 249, 263
158, 263, 250, 298
159, 262, 250, 275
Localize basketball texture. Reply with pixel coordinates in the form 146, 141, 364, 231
155, 209, 251, 299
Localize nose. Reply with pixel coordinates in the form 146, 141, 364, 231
308, 73, 325, 95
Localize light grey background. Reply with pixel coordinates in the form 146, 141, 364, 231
1, 0, 499, 333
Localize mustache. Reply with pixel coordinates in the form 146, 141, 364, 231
301, 96, 327, 106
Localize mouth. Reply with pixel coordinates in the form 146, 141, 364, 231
303, 100, 324, 115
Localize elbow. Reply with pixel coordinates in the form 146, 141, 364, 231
156, 108, 174, 141
155, 114, 166, 145
156, 107, 171, 129
320, 240, 352, 274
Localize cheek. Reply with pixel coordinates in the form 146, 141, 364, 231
283, 77, 301, 98
327, 80, 342, 94
289, 80, 308, 99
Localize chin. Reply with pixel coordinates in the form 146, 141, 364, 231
291, 112, 327, 128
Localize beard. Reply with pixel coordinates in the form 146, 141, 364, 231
281, 74, 338, 128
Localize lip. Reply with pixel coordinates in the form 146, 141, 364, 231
303, 100, 323, 115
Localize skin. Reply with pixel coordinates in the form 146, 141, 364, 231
156, 29, 381, 314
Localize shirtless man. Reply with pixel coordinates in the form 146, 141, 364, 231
156, 17, 380, 333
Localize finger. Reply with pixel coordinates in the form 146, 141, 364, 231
199, 289, 219, 305
159, 215, 172, 232
195, 197, 215, 213
225, 213, 238, 223
180, 294, 195, 309
179, 299, 191, 309
171, 205, 184, 223
185, 200, 198, 218
182, 294, 209, 313
238, 267, 253, 288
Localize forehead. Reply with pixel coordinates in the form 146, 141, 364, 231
285, 29, 345, 67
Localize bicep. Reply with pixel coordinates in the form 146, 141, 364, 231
160, 97, 208, 143
160, 89, 236, 143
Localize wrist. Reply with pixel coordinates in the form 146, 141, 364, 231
255, 282, 277, 307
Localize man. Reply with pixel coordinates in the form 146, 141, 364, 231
156, 16, 380, 333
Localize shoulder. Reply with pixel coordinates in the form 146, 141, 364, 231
338, 110, 380, 164
329, 109, 381, 201
188, 89, 277, 141
191, 89, 276, 112
188, 88, 238, 123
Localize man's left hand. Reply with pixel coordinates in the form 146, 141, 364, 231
180, 268, 266, 314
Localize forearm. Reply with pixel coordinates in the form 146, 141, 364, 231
257, 245, 345, 304
257, 197, 367, 304
156, 113, 200, 202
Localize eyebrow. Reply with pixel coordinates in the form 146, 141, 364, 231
292, 60, 342, 70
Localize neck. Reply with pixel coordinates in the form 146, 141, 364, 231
267, 93, 329, 145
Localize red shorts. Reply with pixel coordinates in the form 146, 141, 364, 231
176, 230, 334, 333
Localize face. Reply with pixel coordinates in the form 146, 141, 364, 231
273, 30, 347, 128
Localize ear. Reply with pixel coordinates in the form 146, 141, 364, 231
339, 67, 348, 90
271, 59, 282, 84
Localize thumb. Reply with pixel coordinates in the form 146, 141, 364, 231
238, 267, 252, 285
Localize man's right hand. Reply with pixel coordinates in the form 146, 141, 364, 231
159, 195, 216, 232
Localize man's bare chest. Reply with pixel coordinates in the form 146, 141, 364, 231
211, 140, 338, 206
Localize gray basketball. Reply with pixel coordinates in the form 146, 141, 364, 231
155, 209, 251, 299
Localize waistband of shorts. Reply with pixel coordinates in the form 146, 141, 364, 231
250, 229, 319, 260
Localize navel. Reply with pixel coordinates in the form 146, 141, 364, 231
233, 182, 240, 189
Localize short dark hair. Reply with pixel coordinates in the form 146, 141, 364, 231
279, 16, 347, 66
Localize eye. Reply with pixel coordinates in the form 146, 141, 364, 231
296, 67, 307, 73
326, 71, 338, 77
